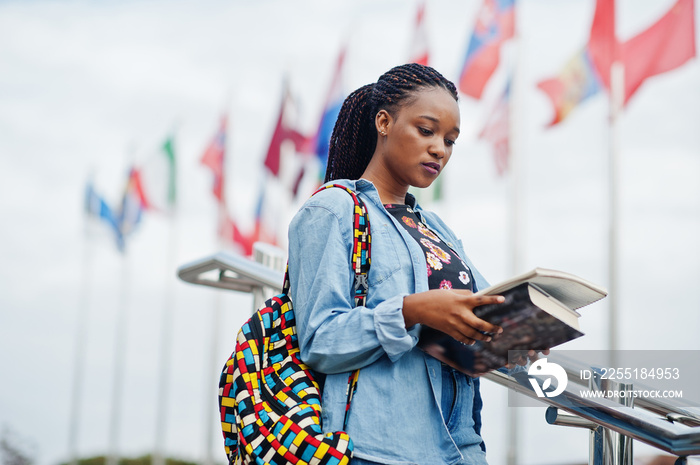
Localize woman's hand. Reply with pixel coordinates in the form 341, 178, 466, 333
403, 289, 504, 345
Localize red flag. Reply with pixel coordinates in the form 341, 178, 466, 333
458, 0, 515, 99
409, 1, 430, 66
220, 214, 256, 256
201, 116, 227, 202
217, 187, 277, 257
621, 0, 696, 104
263, 84, 307, 177
125, 167, 151, 210
587, 0, 617, 90
219, 209, 273, 257
479, 80, 511, 175
539, 0, 696, 125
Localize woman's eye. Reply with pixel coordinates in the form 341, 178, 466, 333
445, 139, 455, 147
418, 127, 432, 136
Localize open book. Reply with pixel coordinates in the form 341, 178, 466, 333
417, 268, 608, 376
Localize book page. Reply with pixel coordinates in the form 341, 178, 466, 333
475, 267, 608, 311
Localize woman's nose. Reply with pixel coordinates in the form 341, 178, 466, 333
430, 142, 446, 159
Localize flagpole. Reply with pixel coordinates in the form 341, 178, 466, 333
203, 110, 230, 465
508, 27, 525, 338
608, 61, 623, 367
67, 206, 94, 465
107, 252, 131, 465
151, 133, 179, 465
506, 25, 524, 465
153, 212, 178, 465
204, 288, 222, 465
203, 204, 226, 465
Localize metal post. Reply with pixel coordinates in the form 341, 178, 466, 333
107, 254, 131, 465
589, 370, 634, 465
546, 407, 597, 430
607, 62, 624, 368
252, 242, 286, 309
253, 242, 286, 271
68, 216, 94, 465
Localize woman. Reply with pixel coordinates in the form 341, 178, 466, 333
287, 63, 505, 465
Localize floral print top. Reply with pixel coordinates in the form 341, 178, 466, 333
384, 204, 475, 292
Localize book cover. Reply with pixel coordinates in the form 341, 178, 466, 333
418, 283, 586, 376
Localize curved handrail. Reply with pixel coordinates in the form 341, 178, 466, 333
483, 369, 700, 456
545, 351, 700, 426
177, 250, 700, 457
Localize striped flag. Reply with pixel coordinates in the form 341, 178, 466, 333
201, 116, 227, 202
117, 166, 148, 240
458, 0, 515, 99
479, 79, 511, 175
537, 0, 612, 126
537, 48, 604, 126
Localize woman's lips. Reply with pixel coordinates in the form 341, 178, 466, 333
422, 162, 440, 174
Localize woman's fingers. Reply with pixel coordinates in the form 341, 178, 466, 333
454, 317, 501, 342
458, 335, 477, 345
450, 292, 507, 341
471, 295, 506, 307
455, 328, 489, 343
413, 289, 508, 343
463, 309, 503, 336
450, 289, 505, 307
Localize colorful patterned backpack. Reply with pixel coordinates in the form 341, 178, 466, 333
218, 185, 371, 465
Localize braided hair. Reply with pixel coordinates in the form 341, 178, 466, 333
324, 63, 458, 183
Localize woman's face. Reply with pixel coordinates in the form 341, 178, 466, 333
376, 87, 460, 190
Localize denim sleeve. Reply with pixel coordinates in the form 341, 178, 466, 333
288, 200, 415, 374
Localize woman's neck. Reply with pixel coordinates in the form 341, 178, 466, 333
360, 151, 410, 204
361, 168, 408, 205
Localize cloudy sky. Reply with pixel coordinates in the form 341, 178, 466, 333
1, 1, 698, 465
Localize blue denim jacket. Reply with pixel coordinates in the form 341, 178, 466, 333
288, 179, 490, 465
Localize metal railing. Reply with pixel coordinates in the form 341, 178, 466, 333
178, 247, 700, 465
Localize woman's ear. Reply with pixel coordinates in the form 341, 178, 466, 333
375, 109, 391, 137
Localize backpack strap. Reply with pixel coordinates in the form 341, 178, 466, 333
311, 184, 371, 306
307, 184, 371, 431
280, 184, 371, 303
